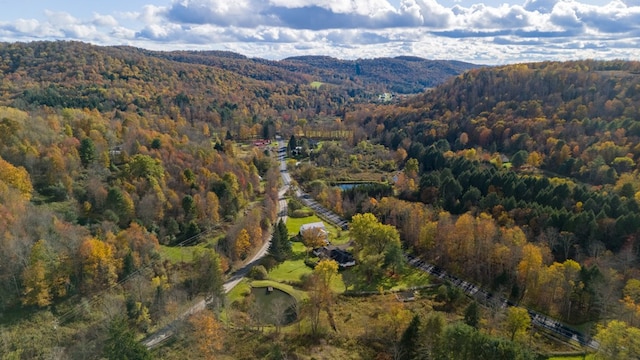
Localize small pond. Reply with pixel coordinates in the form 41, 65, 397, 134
250, 286, 298, 325
334, 182, 377, 190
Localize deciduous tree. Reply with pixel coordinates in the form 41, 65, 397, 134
307, 259, 339, 336
189, 310, 224, 359
78, 237, 120, 293
234, 229, 251, 260
302, 226, 327, 257
504, 307, 531, 341
191, 248, 224, 305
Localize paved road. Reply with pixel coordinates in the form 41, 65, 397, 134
277, 139, 348, 229
298, 193, 349, 230
276, 148, 598, 351
142, 139, 291, 350
405, 254, 599, 350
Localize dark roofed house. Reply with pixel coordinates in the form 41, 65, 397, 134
312, 246, 355, 269
329, 248, 356, 268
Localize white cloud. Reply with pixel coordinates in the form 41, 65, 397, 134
93, 14, 119, 28
12, 19, 41, 33
44, 10, 80, 26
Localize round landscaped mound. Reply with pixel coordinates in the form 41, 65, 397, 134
250, 285, 298, 325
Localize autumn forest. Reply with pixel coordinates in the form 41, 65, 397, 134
1, 41, 639, 359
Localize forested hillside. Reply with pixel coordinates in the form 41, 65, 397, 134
333, 60, 640, 328
5, 39, 640, 358
0, 40, 478, 358
133, 48, 476, 94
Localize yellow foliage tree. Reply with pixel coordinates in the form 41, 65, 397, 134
78, 237, 120, 293
22, 255, 51, 307
234, 229, 251, 260
517, 243, 544, 303
0, 155, 33, 200
302, 226, 327, 257
189, 311, 224, 359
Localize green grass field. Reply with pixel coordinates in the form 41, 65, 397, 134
286, 214, 323, 236
160, 244, 198, 263
310, 81, 324, 89
268, 238, 346, 293
547, 355, 594, 360
268, 259, 312, 283
286, 213, 350, 245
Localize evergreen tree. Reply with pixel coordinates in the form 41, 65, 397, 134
103, 317, 151, 360
288, 135, 298, 153
78, 138, 96, 167
268, 220, 291, 262
399, 315, 421, 359
464, 301, 480, 328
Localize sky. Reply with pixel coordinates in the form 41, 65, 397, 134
1, 0, 639, 64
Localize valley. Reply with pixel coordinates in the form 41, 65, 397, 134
0, 41, 639, 359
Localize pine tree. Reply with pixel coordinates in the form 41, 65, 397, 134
399, 315, 421, 359
103, 317, 151, 360
288, 135, 298, 153
464, 301, 479, 328
268, 220, 291, 262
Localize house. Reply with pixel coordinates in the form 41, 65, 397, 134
328, 248, 356, 268
312, 246, 356, 269
299, 222, 329, 244
253, 139, 271, 147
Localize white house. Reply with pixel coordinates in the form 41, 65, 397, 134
299, 222, 329, 244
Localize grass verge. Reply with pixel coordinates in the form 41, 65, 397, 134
251, 280, 308, 302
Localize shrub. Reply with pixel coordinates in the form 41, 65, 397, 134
288, 198, 303, 212
261, 256, 278, 271
291, 209, 313, 218
248, 265, 268, 280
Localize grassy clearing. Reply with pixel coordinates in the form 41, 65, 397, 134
310, 81, 324, 89
328, 225, 350, 245
268, 239, 346, 294
342, 264, 431, 293
547, 355, 594, 360
160, 244, 197, 263
286, 213, 350, 245
286, 214, 324, 236
291, 241, 306, 253
160, 233, 225, 264
226, 279, 251, 304
268, 259, 312, 283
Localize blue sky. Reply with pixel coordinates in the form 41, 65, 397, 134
1, 0, 639, 64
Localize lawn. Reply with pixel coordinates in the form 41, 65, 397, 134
268, 238, 347, 294
286, 214, 324, 236
160, 244, 197, 263
286, 213, 350, 245
226, 279, 251, 303
268, 259, 312, 283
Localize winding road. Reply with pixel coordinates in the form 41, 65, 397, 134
142, 138, 291, 349
145, 137, 594, 353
